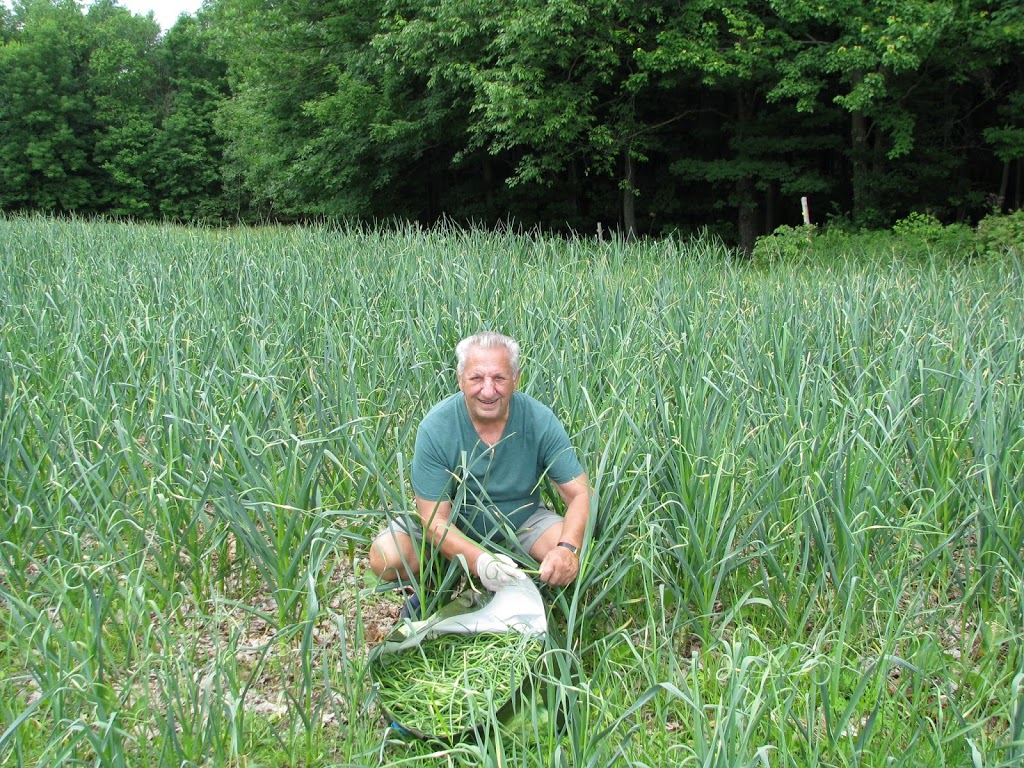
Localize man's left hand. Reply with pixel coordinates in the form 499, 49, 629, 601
539, 546, 579, 586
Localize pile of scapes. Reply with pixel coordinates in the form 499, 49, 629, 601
373, 631, 543, 741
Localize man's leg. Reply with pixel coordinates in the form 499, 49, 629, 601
528, 521, 564, 561
369, 526, 420, 583
517, 506, 566, 562
370, 522, 477, 620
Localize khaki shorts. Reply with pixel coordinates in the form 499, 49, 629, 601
382, 505, 563, 557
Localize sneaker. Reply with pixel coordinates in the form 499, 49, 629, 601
399, 593, 421, 621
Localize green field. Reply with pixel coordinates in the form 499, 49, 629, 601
1, 215, 1022, 767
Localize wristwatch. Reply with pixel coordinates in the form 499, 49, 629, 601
557, 541, 579, 556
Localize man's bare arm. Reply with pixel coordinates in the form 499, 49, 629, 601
415, 496, 488, 574
538, 472, 590, 585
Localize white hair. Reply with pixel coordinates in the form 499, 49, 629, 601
455, 331, 521, 376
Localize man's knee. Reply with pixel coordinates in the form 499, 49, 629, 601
369, 530, 418, 580
529, 520, 564, 560
368, 534, 390, 576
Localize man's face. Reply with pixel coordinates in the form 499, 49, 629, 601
458, 345, 519, 427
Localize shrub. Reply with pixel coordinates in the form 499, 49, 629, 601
751, 224, 816, 266
891, 212, 977, 260
976, 210, 1024, 259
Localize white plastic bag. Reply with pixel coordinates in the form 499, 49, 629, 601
378, 577, 547, 654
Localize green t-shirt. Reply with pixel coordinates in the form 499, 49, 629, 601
411, 391, 584, 544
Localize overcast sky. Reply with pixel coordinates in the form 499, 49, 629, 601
104, 0, 204, 30
115, 0, 204, 31
3, 1, 205, 31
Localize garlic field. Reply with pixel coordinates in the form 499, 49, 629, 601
1, 216, 1022, 767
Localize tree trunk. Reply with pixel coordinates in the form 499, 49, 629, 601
481, 156, 495, 218
850, 109, 870, 221
737, 176, 757, 258
735, 87, 759, 256
424, 147, 438, 223
765, 181, 778, 234
1016, 158, 1022, 210
622, 148, 637, 240
570, 158, 585, 223
995, 160, 1009, 212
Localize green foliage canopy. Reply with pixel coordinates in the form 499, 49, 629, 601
2, 0, 1024, 235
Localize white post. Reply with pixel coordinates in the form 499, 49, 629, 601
801, 197, 811, 226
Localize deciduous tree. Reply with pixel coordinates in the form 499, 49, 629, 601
0, 0, 95, 212
768, 0, 958, 224
151, 14, 229, 220
86, 0, 162, 216
638, 0, 837, 252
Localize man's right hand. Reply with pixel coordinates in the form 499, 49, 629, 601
476, 552, 525, 591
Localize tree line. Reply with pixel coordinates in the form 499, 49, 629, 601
2, 0, 1022, 251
